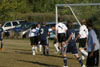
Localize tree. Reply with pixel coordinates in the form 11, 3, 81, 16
0, 0, 17, 22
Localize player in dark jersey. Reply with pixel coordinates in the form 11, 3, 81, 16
0, 24, 4, 51
39, 21, 49, 55
62, 21, 85, 67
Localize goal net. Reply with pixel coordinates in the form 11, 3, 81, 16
55, 3, 100, 41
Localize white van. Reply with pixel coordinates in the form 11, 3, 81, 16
2, 20, 26, 31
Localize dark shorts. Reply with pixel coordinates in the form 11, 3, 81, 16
37, 35, 41, 41
40, 38, 48, 46
30, 36, 37, 46
57, 33, 66, 43
0, 37, 3, 41
67, 42, 78, 54
35, 36, 39, 45
36, 35, 41, 45
79, 38, 86, 48
53, 39, 57, 44
86, 50, 99, 67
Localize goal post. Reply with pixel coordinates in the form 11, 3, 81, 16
55, 3, 100, 26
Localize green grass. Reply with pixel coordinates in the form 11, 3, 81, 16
0, 39, 100, 67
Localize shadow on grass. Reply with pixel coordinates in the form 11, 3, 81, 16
0, 51, 9, 54
39, 54, 74, 59
11, 48, 32, 55
17, 60, 61, 67
45, 54, 63, 58
15, 51, 32, 55
13, 48, 31, 52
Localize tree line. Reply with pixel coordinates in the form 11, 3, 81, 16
0, 0, 100, 23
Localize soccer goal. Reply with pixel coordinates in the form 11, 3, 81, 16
55, 3, 100, 40
55, 3, 100, 26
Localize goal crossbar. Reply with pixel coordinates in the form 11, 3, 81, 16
55, 3, 100, 26
56, 3, 100, 7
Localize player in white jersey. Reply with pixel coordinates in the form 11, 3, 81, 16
75, 19, 88, 60
55, 17, 68, 54
29, 25, 38, 55
36, 23, 42, 52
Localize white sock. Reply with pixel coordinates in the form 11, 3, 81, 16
39, 45, 42, 52
81, 55, 85, 60
54, 43, 59, 52
32, 47, 36, 55
81, 49, 88, 56
32, 47, 35, 52
35, 46, 38, 52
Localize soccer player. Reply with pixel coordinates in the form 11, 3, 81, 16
36, 23, 42, 52
62, 21, 85, 67
39, 21, 49, 55
75, 19, 88, 60
0, 24, 4, 51
51, 25, 59, 53
55, 17, 68, 54
29, 25, 37, 55
86, 21, 99, 67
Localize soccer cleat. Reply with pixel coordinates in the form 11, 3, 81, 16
81, 64, 85, 67
63, 66, 68, 67
81, 56, 85, 60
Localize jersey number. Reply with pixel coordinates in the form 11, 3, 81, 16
41, 28, 44, 34
72, 33, 75, 40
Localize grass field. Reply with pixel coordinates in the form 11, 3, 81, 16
0, 39, 100, 67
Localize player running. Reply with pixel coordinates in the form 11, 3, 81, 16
29, 25, 38, 55
39, 21, 49, 55
55, 17, 68, 54
75, 19, 88, 60
62, 21, 85, 67
0, 24, 4, 51
50, 25, 59, 53
36, 23, 42, 52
